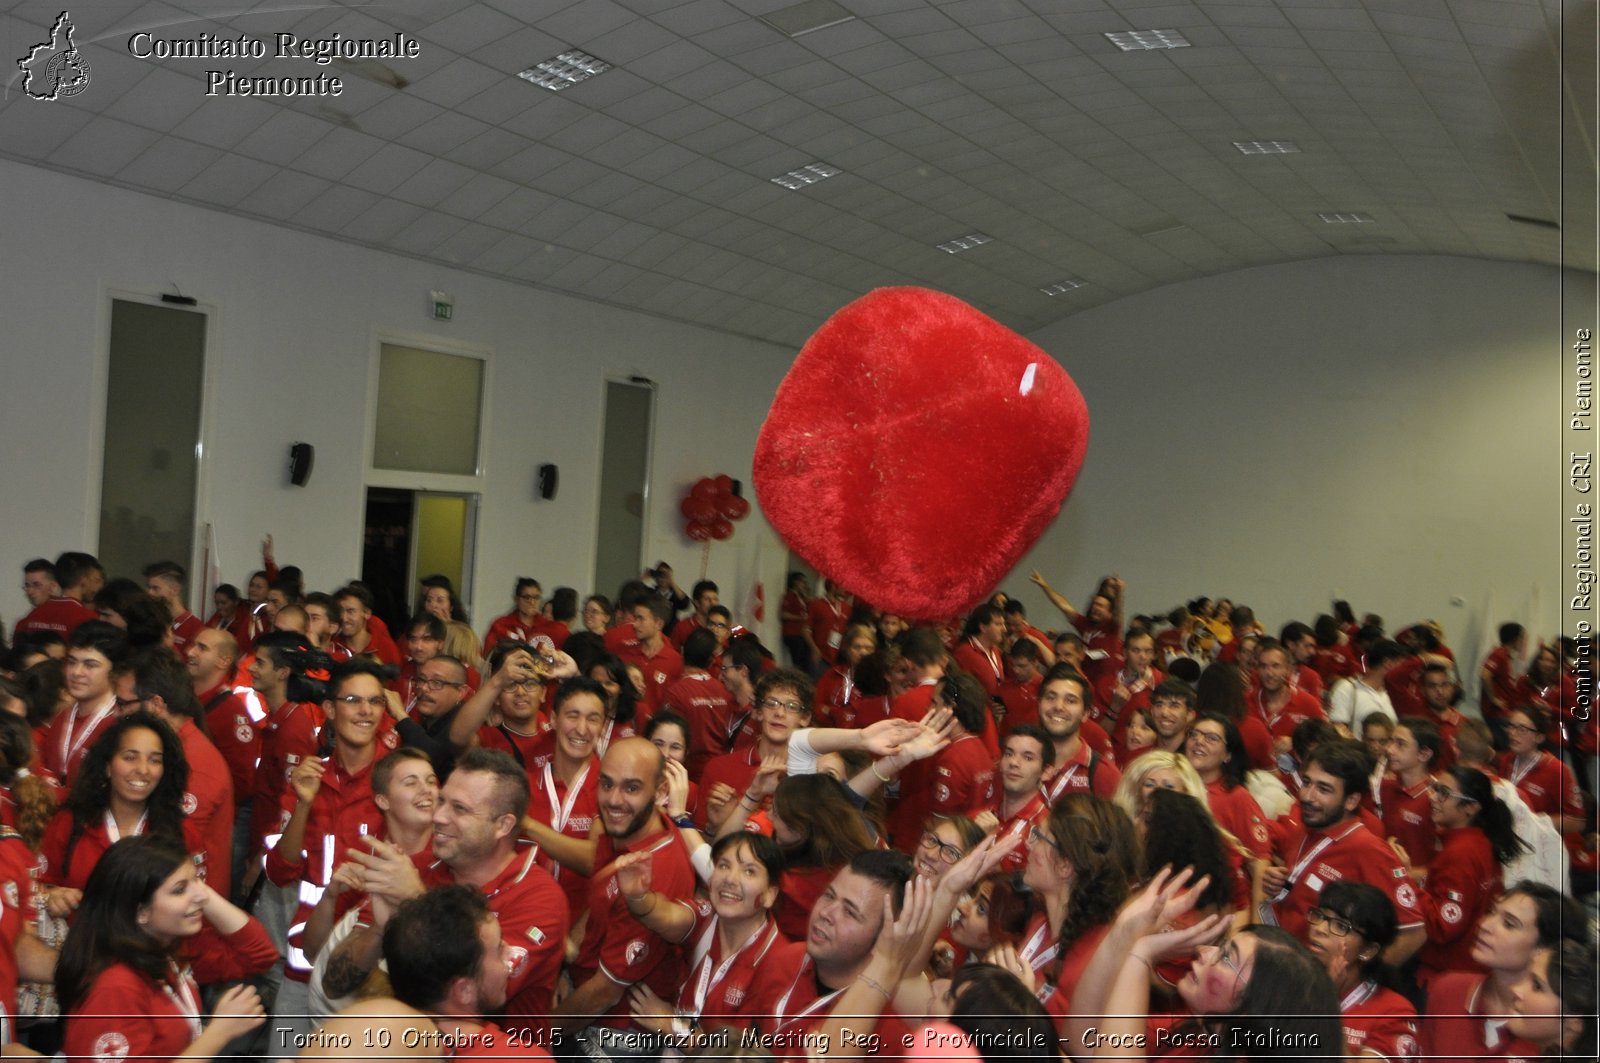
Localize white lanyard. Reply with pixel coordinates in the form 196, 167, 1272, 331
1285, 822, 1359, 889
59, 698, 114, 774
103, 809, 147, 843
597, 720, 615, 760
1018, 917, 1059, 973
1509, 753, 1540, 787
1341, 980, 1377, 1011
164, 962, 203, 1040
773, 955, 845, 1030
969, 639, 1002, 682
541, 761, 590, 834
690, 918, 779, 1015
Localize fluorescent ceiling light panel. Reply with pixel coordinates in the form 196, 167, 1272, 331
1039, 280, 1082, 295
761, 0, 856, 38
1318, 212, 1375, 224
936, 233, 991, 254
517, 50, 611, 91
771, 162, 841, 190
1234, 140, 1299, 155
1104, 29, 1191, 51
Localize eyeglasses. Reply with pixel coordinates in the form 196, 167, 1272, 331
1503, 722, 1540, 735
517, 593, 542, 603
1430, 781, 1474, 803
919, 831, 964, 864
1028, 825, 1063, 854
506, 678, 543, 692
417, 678, 464, 691
1306, 908, 1358, 938
336, 694, 387, 709
759, 696, 806, 716
1187, 729, 1225, 746
114, 696, 145, 711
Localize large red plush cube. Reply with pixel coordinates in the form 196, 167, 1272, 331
753, 287, 1090, 620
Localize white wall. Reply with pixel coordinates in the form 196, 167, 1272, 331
0, 158, 792, 641
1009, 254, 1585, 689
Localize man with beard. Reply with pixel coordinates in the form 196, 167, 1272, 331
1037, 665, 1120, 804
553, 737, 696, 1050
1256, 739, 1424, 964
980, 724, 1054, 871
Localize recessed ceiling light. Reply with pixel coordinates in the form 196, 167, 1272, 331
936, 233, 991, 254
517, 50, 610, 92
761, 0, 856, 37
1234, 140, 1299, 155
1104, 29, 1191, 51
1039, 280, 1083, 296
1318, 212, 1375, 224
771, 162, 841, 190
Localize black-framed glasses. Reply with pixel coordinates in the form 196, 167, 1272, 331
760, 696, 806, 716
1430, 781, 1474, 803
1503, 722, 1540, 735
1028, 825, 1063, 854
1306, 908, 1358, 937
919, 831, 963, 864
417, 678, 464, 691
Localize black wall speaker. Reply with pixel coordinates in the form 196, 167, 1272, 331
289, 443, 314, 486
537, 463, 558, 500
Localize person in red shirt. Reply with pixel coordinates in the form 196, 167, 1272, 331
446, 641, 553, 767
997, 639, 1045, 733
668, 579, 719, 649
374, 884, 541, 1059
57, 836, 273, 1063
1144, 678, 1197, 758
620, 596, 683, 710
806, 580, 852, 668
1252, 639, 1326, 750
1185, 714, 1271, 860
951, 605, 1007, 698
696, 668, 815, 831
890, 626, 947, 724
1001, 600, 1055, 670
1299, 881, 1421, 1062
42, 620, 126, 788
1421, 883, 1583, 1061
1038, 665, 1121, 804
19, 557, 59, 611
980, 724, 1053, 871
1030, 569, 1124, 684
331, 585, 401, 667
1517, 645, 1578, 749
323, 747, 571, 1025
553, 737, 697, 1046
887, 673, 994, 851
1279, 620, 1326, 702
1310, 613, 1359, 687
1257, 740, 1425, 964
659, 628, 739, 773
1497, 704, 1586, 832
265, 660, 391, 1038
813, 623, 877, 727
1478, 622, 1526, 740
187, 628, 262, 811
1377, 717, 1441, 871
1411, 766, 1521, 984
779, 571, 814, 672
518, 677, 605, 917
143, 561, 204, 657
480, 578, 553, 656
115, 649, 234, 891
1100, 629, 1162, 734
243, 632, 325, 882
13, 551, 100, 642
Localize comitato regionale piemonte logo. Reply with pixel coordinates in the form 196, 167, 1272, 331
17, 11, 92, 100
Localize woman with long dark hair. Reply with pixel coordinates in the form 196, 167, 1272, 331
1070, 870, 1343, 1061
58, 836, 276, 1063
763, 772, 875, 939
1300, 881, 1420, 1061
0, 713, 60, 1041
1506, 938, 1597, 1059
40, 711, 194, 914
1185, 713, 1272, 861
586, 653, 640, 751
1411, 765, 1528, 983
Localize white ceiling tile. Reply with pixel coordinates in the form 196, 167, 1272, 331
174, 153, 277, 205
234, 169, 333, 219
0, 98, 94, 157
117, 136, 223, 191
344, 142, 434, 194
426, 4, 525, 53
288, 184, 382, 230
233, 108, 334, 166
408, 56, 504, 108
291, 125, 387, 180
341, 199, 428, 243
49, 116, 162, 177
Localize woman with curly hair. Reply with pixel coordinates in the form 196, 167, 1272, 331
0, 713, 60, 1041
763, 772, 877, 940
1010, 793, 1138, 1010
40, 711, 195, 917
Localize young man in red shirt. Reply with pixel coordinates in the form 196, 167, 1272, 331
244, 631, 325, 896
951, 604, 1007, 698
480, 578, 551, 656
1030, 570, 1124, 683
331, 585, 401, 666
1257, 739, 1425, 965
806, 580, 852, 668
553, 737, 698, 1048
1038, 665, 1120, 803
1279, 620, 1325, 701
1478, 622, 1526, 741
143, 560, 204, 656
669, 579, 719, 649
13, 551, 100, 641
42, 619, 125, 787
1253, 639, 1326, 750
1099, 628, 1162, 734
447, 642, 552, 766
998, 638, 1045, 733
620, 596, 683, 710
1001, 599, 1055, 671
517, 677, 606, 917
890, 627, 947, 723
1144, 678, 1197, 759
19, 558, 57, 610
981, 723, 1053, 871
659, 627, 739, 774
187, 627, 262, 821
1377, 717, 1442, 870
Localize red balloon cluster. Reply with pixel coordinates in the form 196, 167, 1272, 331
681, 474, 750, 541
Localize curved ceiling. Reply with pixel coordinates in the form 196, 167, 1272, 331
1, 0, 1592, 347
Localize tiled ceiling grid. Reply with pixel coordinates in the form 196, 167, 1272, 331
0, 0, 1588, 347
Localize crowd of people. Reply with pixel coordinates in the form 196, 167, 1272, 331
0, 546, 1594, 1063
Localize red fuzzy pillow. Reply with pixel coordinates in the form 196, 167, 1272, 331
753, 287, 1090, 620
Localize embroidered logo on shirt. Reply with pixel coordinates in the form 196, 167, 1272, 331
93, 1032, 130, 1061
505, 944, 529, 979
1395, 882, 1418, 909
182, 792, 198, 816
1441, 901, 1463, 924
625, 939, 649, 966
